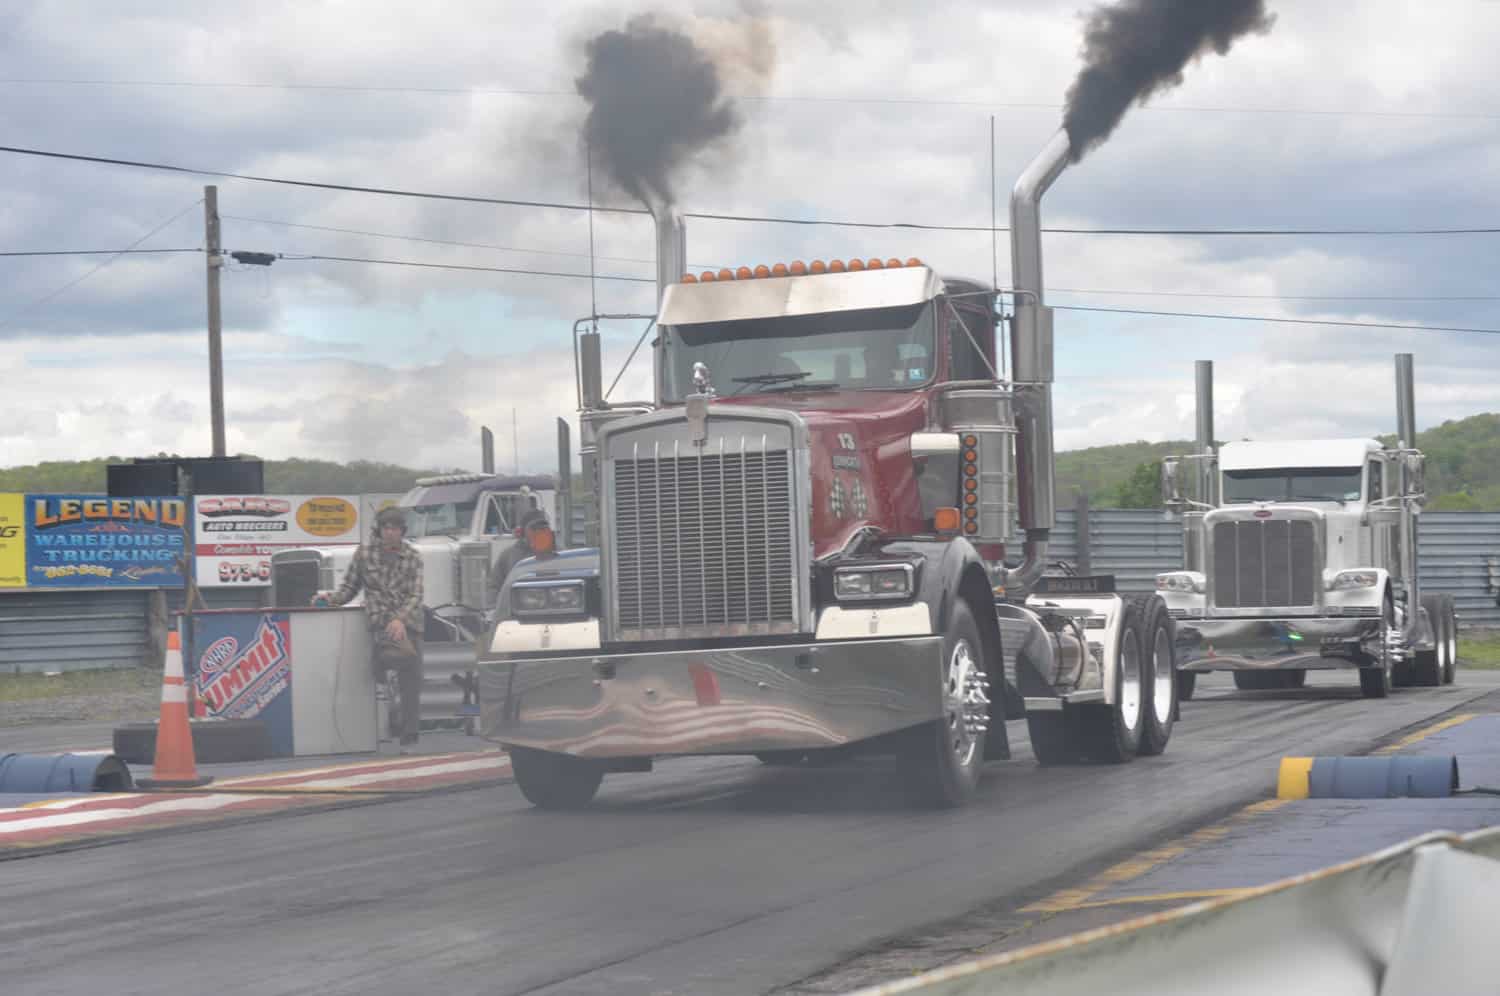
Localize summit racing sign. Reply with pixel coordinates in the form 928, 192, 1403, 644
25, 495, 188, 588
194, 494, 362, 588
192, 612, 294, 754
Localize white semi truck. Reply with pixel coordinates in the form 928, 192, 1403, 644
271, 472, 560, 730
1157, 356, 1458, 699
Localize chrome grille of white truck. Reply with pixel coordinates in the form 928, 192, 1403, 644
1211, 518, 1318, 609
610, 440, 798, 640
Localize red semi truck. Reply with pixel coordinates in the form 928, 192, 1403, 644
479, 132, 1180, 808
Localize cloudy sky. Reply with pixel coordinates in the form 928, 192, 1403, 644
0, 0, 1496, 474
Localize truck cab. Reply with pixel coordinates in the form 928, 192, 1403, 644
1159, 417, 1454, 698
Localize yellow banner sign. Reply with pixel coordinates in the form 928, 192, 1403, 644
0, 493, 24, 587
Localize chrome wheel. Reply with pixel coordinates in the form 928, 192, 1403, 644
1444, 605, 1458, 682
1150, 626, 1173, 728
944, 638, 988, 768
1119, 629, 1143, 733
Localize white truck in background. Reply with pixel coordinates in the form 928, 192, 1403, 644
271, 472, 559, 730
1157, 355, 1457, 700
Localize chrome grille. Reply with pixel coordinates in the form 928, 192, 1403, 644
610, 439, 797, 639
271, 557, 321, 609
1211, 518, 1317, 609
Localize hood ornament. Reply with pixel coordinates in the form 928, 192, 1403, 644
687, 363, 715, 446
692, 361, 716, 397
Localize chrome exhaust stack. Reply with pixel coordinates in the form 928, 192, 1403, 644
1394, 353, 1421, 640
1004, 129, 1071, 590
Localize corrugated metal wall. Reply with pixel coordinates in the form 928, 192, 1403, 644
4, 512, 1497, 674
1419, 512, 1500, 629
0, 589, 150, 674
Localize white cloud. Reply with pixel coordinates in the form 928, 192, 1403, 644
1, 0, 1497, 473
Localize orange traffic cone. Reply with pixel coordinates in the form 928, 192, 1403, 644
137, 630, 213, 789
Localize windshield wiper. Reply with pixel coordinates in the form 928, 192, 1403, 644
1291, 494, 1346, 505
731, 372, 813, 386
762, 380, 839, 393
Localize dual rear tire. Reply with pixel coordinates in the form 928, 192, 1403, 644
1027, 594, 1176, 765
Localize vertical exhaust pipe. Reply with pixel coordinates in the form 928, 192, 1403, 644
1005, 129, 1071, 589
1394, 353, 1420, 637
1196, 360, 1216, 503
651, 202, 686, 311
1395, 353, 1416, 452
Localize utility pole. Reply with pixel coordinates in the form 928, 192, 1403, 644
205, 185, 225, 457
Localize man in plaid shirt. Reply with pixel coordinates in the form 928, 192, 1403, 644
320, 506, 425, 748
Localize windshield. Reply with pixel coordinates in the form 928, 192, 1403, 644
661, 302, 935, 402
401, 501, 477, 537
1223, 467, 1363, 504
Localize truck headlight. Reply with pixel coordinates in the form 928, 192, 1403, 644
510, 580, 587, 618
1329, 570, 1380, 591
1156, 572, 1205, 594
834, 564, 914, 601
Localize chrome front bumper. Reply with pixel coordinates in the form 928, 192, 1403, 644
1175, 616, 1383, 671
478, 636, 944, 758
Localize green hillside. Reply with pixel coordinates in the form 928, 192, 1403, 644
3, 412, 1497, 509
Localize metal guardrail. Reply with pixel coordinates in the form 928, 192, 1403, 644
419, 641, 480, 732
854, 825, 1500, 996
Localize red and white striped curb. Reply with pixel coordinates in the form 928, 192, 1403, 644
0, 751, 512, 851
214, 751, 512, 793
0, 791, 337, 848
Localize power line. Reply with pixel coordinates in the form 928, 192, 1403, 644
6, 143, 1500, 237
0, 144, 644, 216
224, 214, 672, 267
0, 198, 202, 330
272, 252, 654, 283
1, 77, 1495, 121
0, 247, 199, 257
1050, 286, 1500, 302
1053, 304, 1500, 336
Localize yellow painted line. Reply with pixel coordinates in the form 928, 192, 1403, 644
1373, 713, 1477, 755
1277, 757, 1313, 800
1074, 887, 1252, 910
1021, 798, 1291, 914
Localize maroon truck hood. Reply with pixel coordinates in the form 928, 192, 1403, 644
714, 391, 928, 557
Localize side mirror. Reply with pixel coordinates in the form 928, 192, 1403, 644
1161, 458, 1185, 508
1403, 452, 1426, 498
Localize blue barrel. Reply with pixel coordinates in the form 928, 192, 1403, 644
0, 753, 134, 793
1307, 755, 1458, 799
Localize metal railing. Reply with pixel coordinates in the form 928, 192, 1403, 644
854, 825, 1500, 996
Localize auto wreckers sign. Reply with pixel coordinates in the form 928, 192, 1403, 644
194, 494, 362, 588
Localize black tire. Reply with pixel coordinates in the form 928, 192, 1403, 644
1281, 669, 1307, 689
1439, 593, 1458, 685
1359, 591, 1396, 699
1233, 671, 1274, 691
906, 600, 988, 807
509, 746, 604, 810
1078, 596, 1145, 763
1177, 670, 1197, 701
1412, 595, 1443, 687
1026, 711, 1079, 766
1137, 594, 1176, 757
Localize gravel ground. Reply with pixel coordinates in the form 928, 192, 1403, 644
0, 670, 162, 728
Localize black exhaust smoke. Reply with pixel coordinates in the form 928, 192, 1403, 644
576, 13, 769, 204
1063, 0, 1275, 162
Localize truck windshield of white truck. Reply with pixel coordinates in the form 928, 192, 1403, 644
402, 502, 477, 538
661, 302, 935, 401
1223, 467, 1364, 504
